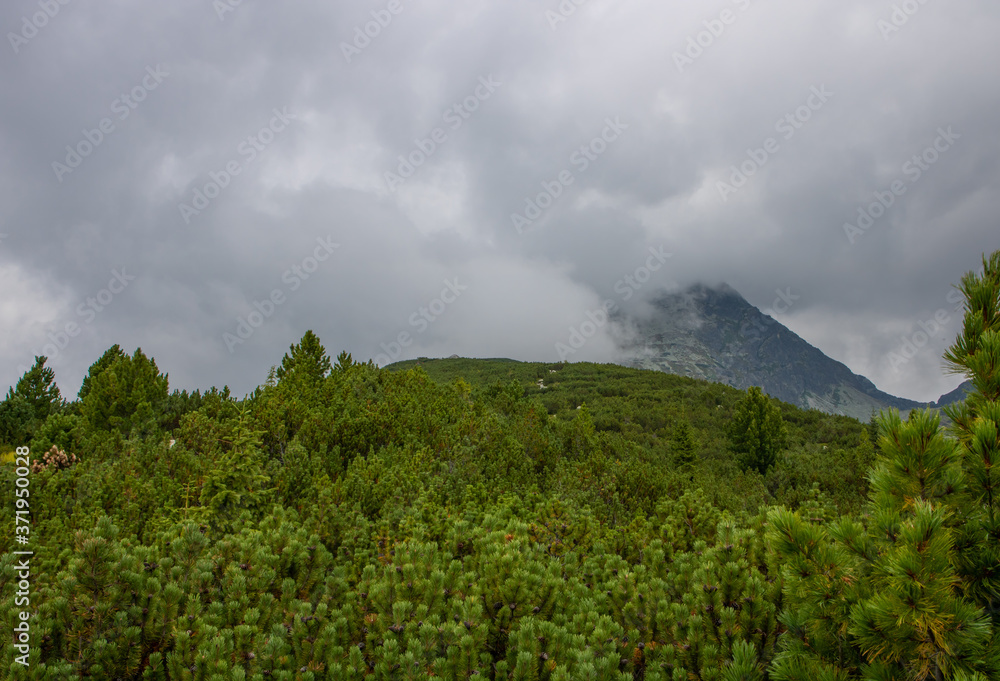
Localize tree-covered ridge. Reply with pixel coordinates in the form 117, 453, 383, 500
0, 252, 997, 680
387, 357, 872, 514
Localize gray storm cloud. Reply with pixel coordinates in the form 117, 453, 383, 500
1, 0, 997, 402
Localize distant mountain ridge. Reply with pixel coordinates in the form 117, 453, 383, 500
617, 283, 969, 421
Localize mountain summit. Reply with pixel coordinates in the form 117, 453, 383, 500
619, 283, 968, 420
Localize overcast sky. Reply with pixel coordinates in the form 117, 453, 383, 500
2, 0, 997, 404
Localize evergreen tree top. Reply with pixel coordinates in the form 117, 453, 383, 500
11, 355, 62, 420
276, 330, 332, 385
78, 344, 126, 401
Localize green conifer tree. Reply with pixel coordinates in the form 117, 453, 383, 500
769, 251, 1000, 680
335, 349, 355, 372
275, 330, 332, 385
866, 411, 881, 455
941, 250, 1000, 621
198, 404, 272, 535
0, 392, 33, 446
848, 410, 991, 680
567, 402, 598, 459
672, 418, 697, 468
852, 429, 876, 481
728, 386, 787, 475
79, 347, 169, 436
52, 516, 145, 677
78, 344, 126, 400
10, 355, 62, 421
0, 356, 62, 443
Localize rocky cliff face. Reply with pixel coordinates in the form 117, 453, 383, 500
618, 283, 968, 421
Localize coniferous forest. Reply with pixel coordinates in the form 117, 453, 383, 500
1, 252, 998, 680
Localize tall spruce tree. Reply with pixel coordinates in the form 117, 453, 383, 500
729, 386, 787, 475
672, 418, 697, 468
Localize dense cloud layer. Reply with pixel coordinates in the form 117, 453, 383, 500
2, 0, 997, 402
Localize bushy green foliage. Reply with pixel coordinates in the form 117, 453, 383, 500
768, 251, 1000, 681
0, 393, 33, 447
2, 251, 998, 679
